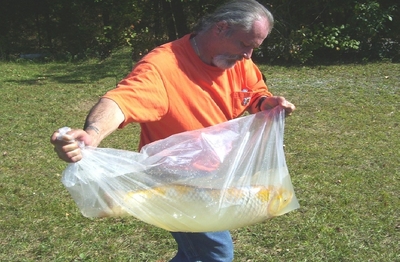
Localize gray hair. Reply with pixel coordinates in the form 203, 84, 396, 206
193, 0, 274, 35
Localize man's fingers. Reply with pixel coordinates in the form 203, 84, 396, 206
54, 146, 82, 163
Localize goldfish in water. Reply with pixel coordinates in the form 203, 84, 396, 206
99, 184, 294, 232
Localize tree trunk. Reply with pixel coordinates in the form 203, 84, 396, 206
170, 0, 189, 37
161, 0, 177, 41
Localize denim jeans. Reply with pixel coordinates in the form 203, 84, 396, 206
169, 231, 234, 262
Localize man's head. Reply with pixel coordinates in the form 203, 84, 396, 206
193, 0, 274, 69
193, 0, 274, 35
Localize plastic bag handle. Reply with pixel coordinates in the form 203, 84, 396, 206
57, 127, 85, 148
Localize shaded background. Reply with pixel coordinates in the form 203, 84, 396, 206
1, 0, 399, 64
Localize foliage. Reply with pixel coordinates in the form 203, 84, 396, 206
353, 1, 398, 60
0, 51, 399, 261
262, 0, 398, 63
0, 0, 399, 63
266, 24, 361, 64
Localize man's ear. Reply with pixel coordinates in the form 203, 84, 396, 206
214, 21, 229, 35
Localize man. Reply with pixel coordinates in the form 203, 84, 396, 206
51, 0, 295, 261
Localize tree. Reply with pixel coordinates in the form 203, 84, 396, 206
0, 0, 398, 63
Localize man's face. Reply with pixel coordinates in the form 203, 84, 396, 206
213, 18, 270, 69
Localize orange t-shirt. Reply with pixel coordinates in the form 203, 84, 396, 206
103, 34, 272, 149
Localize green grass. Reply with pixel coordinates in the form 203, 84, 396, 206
1, 50, 399, 261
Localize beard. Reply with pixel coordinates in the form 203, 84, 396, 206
212, 54, 243, 69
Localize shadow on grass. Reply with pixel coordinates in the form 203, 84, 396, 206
4, 48, 134, 86
6, 46, 399, 87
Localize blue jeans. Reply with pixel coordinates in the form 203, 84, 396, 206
170, 231, 234, 262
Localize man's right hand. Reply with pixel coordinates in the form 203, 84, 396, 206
50, 129, 93, 163
50, 98, 125, 163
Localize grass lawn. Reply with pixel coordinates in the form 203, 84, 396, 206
0, 50, 399, 261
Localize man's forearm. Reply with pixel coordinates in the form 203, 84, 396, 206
83, 98, 125, 147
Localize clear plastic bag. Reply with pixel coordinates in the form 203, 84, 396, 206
60, 106, 299, 232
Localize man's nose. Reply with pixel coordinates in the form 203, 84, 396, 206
243, 48, 253, 59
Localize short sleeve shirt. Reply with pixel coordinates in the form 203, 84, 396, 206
103, 34, 272, 149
